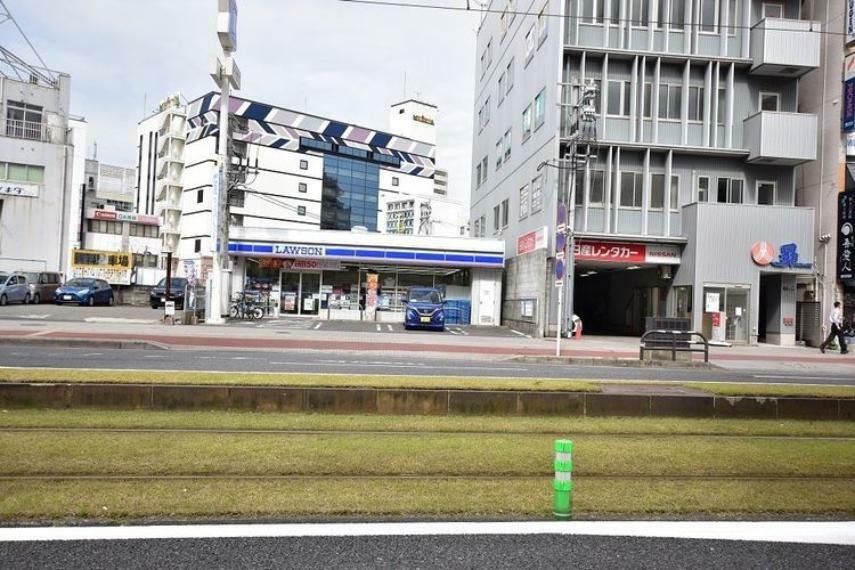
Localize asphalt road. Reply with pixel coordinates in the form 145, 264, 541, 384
2, 534, 853, 570
1, 344, 853, 386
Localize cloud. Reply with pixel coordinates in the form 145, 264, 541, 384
7, 0, 478, 209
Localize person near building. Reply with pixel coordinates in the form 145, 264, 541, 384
820, 302, 848, 355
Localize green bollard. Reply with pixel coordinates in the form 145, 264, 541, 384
553, 439, 573, 520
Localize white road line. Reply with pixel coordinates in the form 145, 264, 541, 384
753, 375, 847, 381
447, 329, 459, 335
375, 324, 381, 332
1, 521, 852, 544
387, 325, 393, 332
510, 329, 527, 337
457, 328, 469, 336
313, 323, 322, 330
18, 315, 49, 320
81, 353, 102, 357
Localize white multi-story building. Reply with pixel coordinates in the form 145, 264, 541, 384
0, 71, 76, 274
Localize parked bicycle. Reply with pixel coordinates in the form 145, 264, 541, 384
230, 292, 264, 320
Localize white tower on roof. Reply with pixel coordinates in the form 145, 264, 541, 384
389, 99, 437, 146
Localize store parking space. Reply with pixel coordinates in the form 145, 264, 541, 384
0, 303, 160, 323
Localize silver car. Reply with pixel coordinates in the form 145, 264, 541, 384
0, 272, 30, 305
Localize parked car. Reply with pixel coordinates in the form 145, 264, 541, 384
0, 272, 30, 305
53, 278, 115, 306
150, 277, 188, 309
22, 271, 62, 304
404, 286, 446, 331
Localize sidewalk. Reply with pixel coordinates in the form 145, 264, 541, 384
0, 318, 852, 372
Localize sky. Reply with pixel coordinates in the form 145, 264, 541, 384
5, 0, 480, 208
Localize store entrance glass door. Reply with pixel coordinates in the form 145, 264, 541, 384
702, 285, 750, 344
301, 273, 320, 315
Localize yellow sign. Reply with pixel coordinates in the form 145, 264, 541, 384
71, 249, 132, 270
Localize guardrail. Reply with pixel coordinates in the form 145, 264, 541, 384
640, 329, 709, 363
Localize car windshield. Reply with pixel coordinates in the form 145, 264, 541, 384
409, 289, 441, 304
0, 273, 9, 283
158, 278, 187, 287
66, 279, 96, 288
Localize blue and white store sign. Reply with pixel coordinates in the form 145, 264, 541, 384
228, 241, 504, 268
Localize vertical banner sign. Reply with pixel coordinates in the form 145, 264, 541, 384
845, 79, 855, 133
365, 273, 379, 318
555, 204, 567, 288
839, 191, 855, 280
210, 167, 222, 254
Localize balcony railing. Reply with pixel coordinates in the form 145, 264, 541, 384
750, 18, 821, 77
3, 119, 66, 144
743, 111, 817, 165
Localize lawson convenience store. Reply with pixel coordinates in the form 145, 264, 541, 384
226, 227, 505, 325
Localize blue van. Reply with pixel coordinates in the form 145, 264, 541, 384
404, 287, 445, 331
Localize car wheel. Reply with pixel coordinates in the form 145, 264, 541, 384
24, 293, 31, 304
87, 296, 95, 307
34, 293, 40, 304
0, 294, 6, 306
108, 295, 115, 306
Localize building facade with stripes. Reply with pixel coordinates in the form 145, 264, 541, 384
472, 0, 821, 344
135, 93, 499, 323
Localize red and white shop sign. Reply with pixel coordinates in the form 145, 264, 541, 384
573, 240, 681, 265
517, 227, 547, 256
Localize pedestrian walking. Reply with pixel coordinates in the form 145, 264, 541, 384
820, 302, 849, 355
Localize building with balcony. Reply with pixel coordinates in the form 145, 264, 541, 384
0, 71, 77, 274
472, 0, 820, 343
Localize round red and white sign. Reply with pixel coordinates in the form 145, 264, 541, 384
751, 241, 776, 266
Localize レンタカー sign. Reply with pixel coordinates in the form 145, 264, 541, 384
839, 191, 855, 280
573, 240, 681, 265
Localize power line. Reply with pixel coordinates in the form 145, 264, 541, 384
337, 0, 839, 37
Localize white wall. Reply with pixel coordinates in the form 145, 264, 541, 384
0, 76, 74, 273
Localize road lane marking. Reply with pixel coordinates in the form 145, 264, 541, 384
0, 521, 852, 545
18, 315, 49, 320
387, 325, 393, 332
375, 324, 381, 332
314, 323, 322, 330
447, 329, 459, 335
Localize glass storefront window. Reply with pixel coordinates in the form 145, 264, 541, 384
325, 269, 360, 311
280, 273, 300, 314
702, 285, 750, 344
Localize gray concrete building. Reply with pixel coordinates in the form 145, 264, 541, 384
472, 0, 821, 344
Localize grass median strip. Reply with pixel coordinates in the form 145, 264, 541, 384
3, 479, 854, 519
0, 367, 599, 393
3, 409, 855, 438
684, 382, 855, 399
3, 431, 853, 478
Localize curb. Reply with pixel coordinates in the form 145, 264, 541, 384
510, 356, 718, 369
0, 338, 167, 351
0, 383, 853, 421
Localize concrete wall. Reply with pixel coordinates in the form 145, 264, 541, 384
502, 248, 549, 336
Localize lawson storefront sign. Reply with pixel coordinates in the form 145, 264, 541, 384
228, 241, 504, 268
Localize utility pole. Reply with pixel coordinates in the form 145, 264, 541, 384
207, 0, 240, 324
540, 80, 598, 355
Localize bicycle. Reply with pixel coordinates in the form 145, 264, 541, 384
230, 293, 263, 320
